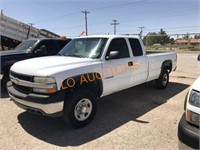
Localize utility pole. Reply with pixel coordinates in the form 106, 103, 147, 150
111, 20, 120, 35
139, 27, 145, 39
81, 10, 89, 36
145, 32, 150, 48
27, 23, 34, 39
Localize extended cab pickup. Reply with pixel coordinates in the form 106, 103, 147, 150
7, 35, 177, 128
1, 38, 71, 90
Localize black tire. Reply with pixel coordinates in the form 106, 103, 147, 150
155, 69, 169, 89
63, 89, 97, 128
1, 71, 10, 91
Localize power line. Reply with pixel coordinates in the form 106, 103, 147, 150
111, 20, 120, 35
90, 4, 193, 24
117, 12, 192, 25
144, 32, 200, 37
88, 0, 147, 11
25, 1, 197, 36
30, 1, 196, 33
32, 1, 146, 24
53, 25, 84, 31
145, 25, 199, 31
33, 11, 80, 24
81, 10, 90, 36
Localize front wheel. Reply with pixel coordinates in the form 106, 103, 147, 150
63, 89, 97, 128
155, 69, 169, 89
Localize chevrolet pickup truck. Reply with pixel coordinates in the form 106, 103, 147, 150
1, 38, 71, 90
7, 35, 177, 128
178, 53, 200, 149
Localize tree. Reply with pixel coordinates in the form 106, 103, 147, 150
143, 32, 158, 46
194, 34, 200, 39
157, 29, 170, 45
143, 29, 170, 46
183, 33, 190, 39
169, 38, 175, 44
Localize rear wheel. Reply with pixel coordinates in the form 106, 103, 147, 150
155, 69, 169, 89
63, 89, 97, 128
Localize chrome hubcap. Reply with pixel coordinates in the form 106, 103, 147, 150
162, 74, 168, 85
74, 98, 92, 121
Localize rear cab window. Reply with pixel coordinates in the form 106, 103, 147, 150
128, 38, 143, 56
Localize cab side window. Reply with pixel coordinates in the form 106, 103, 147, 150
128, 38, 143, 56
107, 38, 130, 59
36, 40, 56, 55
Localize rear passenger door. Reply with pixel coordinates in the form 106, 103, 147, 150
128, 38, 148, 86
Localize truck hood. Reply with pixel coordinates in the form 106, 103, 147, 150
0, 50, 27, 57
11, 56, 95, 76
191, 76, 200, 92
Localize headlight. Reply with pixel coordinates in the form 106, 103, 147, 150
34, 76, 56, 84
186, 110, 200, 127
189, 90, 200, 108
33, 76, 57, 94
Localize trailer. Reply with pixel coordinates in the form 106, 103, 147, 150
0, 10, 60, 50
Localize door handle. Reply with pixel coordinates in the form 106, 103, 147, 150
128, 61, 133, 66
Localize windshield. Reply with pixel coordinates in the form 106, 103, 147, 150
59, 38, 108, 58
15, 40, 38, 51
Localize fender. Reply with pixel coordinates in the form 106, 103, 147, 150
157, 60, 172, 78
161, 60, 172, 73
60, 72, 103, 98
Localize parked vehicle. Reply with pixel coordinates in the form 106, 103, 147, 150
178, 53, 200, 149
7, 35, 177, 128
0, 11, 60, 50
1, 38, 71, 90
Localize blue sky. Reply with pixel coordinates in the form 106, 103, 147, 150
1, 0, 200, 38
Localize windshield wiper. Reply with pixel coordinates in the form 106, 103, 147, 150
64, 54, 84, 58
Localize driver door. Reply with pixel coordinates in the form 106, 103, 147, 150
101, 38, 133, 96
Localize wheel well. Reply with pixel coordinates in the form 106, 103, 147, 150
162, 60, 172, 73
1, 66, 10, 75
61, 73, 103, 98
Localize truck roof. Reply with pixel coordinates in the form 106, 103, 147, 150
75, 35, 140, 39
25, 38, 71, 42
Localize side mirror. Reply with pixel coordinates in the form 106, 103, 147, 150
106, 51, 120, 60
35, 45, 47, 55
198, 53, 200, 61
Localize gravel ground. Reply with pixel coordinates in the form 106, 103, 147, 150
0, 52, 199, 150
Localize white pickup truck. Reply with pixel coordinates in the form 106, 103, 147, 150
7, 35, 177, 128
178, 54, 200, 149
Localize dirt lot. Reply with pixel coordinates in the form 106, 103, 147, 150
0, 52, 199, 150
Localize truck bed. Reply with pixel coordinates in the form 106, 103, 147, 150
145, 51, 177, 82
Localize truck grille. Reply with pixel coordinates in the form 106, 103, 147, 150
10, 71, 33, 94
